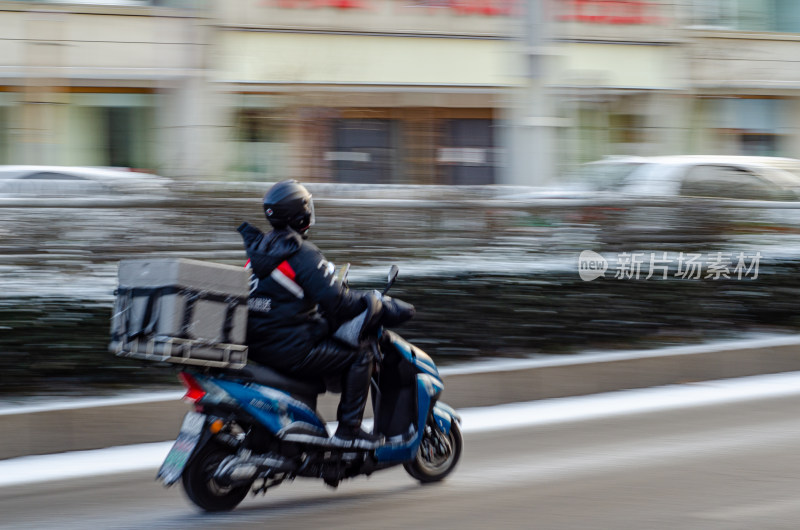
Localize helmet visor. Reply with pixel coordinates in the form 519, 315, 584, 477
308, 195, 315, 228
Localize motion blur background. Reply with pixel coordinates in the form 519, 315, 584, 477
3, 0, 800, 396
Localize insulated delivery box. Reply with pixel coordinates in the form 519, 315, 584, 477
110, 258, 250, 369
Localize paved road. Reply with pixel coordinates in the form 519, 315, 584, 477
4, 392, 800, 529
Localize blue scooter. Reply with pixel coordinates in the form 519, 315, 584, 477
156, 265, 462, 512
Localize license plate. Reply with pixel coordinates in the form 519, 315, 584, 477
157, 411, 206, 485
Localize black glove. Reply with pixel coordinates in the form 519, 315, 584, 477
380, 295, 415, 327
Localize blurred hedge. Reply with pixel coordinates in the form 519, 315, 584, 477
2, 263, 799, 395
2, 186, 800, 395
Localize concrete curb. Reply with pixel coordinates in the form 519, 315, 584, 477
3, 335, 800, 460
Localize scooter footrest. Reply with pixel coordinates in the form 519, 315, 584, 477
280, 433, 336, 446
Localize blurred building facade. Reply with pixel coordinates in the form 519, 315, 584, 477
684, 0, 800, 158
0, 1, 209, 175
548, 0, 685, 171
212, 0, 516, 185
550, 0, 800, 170
2, 0, 800, 184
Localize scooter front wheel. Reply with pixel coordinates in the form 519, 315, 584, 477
404, 421, 462, 484
181, 444, 251, 512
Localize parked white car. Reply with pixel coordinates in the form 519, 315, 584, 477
567, 155, 800, 201
0, 166, 171, 197
501, 155, 800, 247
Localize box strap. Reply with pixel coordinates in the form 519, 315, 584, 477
110, 288, 133, 345
221, 300, 239, 343
179, 291, 200, 338
115, 286, 246, 342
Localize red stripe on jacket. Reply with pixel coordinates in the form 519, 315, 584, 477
276, 260, 296, 280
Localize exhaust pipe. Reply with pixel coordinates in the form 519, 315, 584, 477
215, 453, 296, 485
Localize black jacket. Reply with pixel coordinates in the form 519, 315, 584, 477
237, 222, 366, 369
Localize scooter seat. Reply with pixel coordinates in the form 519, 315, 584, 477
232, 362, 326, 397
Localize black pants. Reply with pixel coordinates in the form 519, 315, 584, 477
288, 339, 373, 429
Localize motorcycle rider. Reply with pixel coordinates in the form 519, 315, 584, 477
237, 180, 412, 449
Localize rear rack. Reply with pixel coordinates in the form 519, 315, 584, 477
114, 336, 248, 370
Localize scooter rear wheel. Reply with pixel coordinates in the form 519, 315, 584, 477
181, 444, 251, 512
404, 421, 462, 483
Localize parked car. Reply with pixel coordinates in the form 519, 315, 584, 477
0, 166, 171, 197
566, 155, 800, 201
505, 156, 800, 250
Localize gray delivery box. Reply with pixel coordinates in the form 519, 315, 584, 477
110, 258, 250, 368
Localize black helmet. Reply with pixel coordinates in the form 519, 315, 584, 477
263, 180, 315, 234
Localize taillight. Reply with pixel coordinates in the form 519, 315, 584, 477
178, 372, 207, 404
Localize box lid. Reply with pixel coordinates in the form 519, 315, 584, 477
118, 258, 249, 297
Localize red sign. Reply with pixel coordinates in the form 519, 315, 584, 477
555, 0, 663, 25
268, 0, 368, 9
445, 0, 515, 16
265, 0, 515, 16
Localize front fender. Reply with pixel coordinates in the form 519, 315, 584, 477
432, 402, 460, 436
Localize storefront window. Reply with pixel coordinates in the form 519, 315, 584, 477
236, 109, 284, 144
65, 93, 155, 170
771, 0, 800, 32
438, 119, 496, 185
690, 0, 800, 33
571, 107, 600, 163
609, 113, 645, 145
709, 98, 787, 156
0, 106, 8, 165
230, 107, 289, 178
329, 119, 397, 184
105, 107, 134, 167
690, 0, 737, 28
740, 134, 779, 155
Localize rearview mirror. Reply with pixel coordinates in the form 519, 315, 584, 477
337, 263, 351, 283
383, 265, 399, 295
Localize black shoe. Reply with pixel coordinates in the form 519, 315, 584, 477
330, 425, 384, 449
